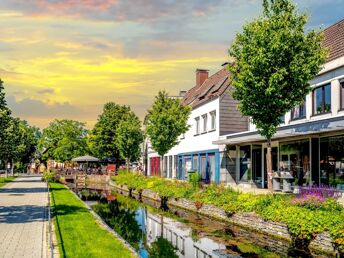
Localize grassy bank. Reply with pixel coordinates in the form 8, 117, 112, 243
113, 172, 344, 253
49, 182, 135, 258
0, 176, 16, 188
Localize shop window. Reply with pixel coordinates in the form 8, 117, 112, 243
320, 136, 344, 187
195, 117, 200, 135
340, 82, 344, 110
202, 114, 208, 133
221, 145, 237, 183
291, 97, 306, 120
313, 84, 331, 115
279, 140, 310, 186
239, 145, 251, 182
210, 111, 216, 130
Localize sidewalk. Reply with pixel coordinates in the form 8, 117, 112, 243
0, 176, 48, 258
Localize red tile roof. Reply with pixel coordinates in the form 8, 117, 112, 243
182, 67, 230, 108
323, 18, 344, 62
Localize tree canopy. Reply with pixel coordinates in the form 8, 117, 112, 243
39, 119, 88, 162
88, 102, 132, 161
229, 0, 327, 140
116, 112, 143, 171
145, 91, 191, 157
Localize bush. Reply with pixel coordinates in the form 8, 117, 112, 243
42, 170, 56, 182
188, 172, 201, 189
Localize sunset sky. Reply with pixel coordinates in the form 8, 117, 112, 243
1, 0, 343, 129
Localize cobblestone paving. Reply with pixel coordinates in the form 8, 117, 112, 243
0, 176, 48, 258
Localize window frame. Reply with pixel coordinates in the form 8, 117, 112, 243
291, 97, 306, 121
209, 110, 216, 131
312, 84, 332, 115
340, 81, 344, 111
195, 117, 200, 135
201, 114, 208, 133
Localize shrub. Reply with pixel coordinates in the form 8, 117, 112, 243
42, 170, 56, 182
189, 172, 201, 189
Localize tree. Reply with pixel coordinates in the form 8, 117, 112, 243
0, 79, 12, 173
116, 112, 143, 172
145, 91, 191, 177
39, 119, 88, 162
148, 237, 178, 258
228, 0, 327, 189
88, 102, 132, 163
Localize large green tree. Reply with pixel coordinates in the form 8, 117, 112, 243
88, 102, 132, 162
0, 79, 12, 171
39, 119, 88, 162
145, 91, 191, 176
228, 0, 327, 189
116, 112, 143, 172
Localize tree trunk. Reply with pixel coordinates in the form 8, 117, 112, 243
160, 155, 164, 178
126, 158, 129, 173
5, 160, 8, 178
266, 138, 273, 191
11, 159, 14, 176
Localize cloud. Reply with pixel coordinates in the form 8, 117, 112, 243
37, 88, 55, 94
6, 95, 81, 118
0, 0, 231, 22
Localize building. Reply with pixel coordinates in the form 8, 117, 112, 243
214, 19, 344, 189
147, 66, 248, 183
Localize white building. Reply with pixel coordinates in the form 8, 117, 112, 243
147, 67, 248, 184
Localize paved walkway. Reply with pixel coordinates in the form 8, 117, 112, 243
0, 176, 48, 258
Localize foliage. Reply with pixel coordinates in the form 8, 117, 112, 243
49, 182, 134, 258
148, 237, 178, 258
42, 170, 56, 182
145, 91, 191, 159
189, 172, 201, 189
88, 102, 132, 161
228, 0, 327, 140
116, 112, 143, 171
0, 176, 16, 188
0, 79, 12, 162
39, 119, 88, 162
112, 174, 344, 252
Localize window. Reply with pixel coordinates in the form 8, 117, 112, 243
291, 97, 306, 120
210, 111, 216, 130
195, 117, 200, 135
279, 114, 285, 124
313, 84, 331, 115
340, 82, 344, 110
202, 114, 207, 133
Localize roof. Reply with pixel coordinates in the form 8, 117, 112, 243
182, 67, 230, 108
323, 18, 344, 62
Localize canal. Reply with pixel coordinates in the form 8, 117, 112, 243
71, 185, 316, 258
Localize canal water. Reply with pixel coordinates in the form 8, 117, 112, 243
71, 185, 317, 258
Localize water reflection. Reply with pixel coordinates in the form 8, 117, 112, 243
84, 191, 279, 258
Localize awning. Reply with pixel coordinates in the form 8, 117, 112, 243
72, 155, 99, 162
213, 116, 344, 145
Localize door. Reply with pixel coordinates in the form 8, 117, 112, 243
200, 155, 207, 182
252, 146, 262, 187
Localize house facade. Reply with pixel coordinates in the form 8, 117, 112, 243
214, 19, 344, 189
147, 67, 248, 183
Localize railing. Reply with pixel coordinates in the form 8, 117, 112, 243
47, 182, 54, 258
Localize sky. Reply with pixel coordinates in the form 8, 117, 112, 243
1, 0, 344, 129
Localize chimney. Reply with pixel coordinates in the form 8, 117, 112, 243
196, 69, 209, 88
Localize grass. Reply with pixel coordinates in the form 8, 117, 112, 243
0, 176, 16, 188
49, 182, 135, 258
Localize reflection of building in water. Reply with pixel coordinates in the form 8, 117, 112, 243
145, 211, 228, 258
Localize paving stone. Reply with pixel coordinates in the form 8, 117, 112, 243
0, 176, 48, 258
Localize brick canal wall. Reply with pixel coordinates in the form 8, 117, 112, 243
110, 182, 337, 256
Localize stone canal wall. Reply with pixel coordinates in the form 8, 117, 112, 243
110, 181, 337, 256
